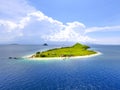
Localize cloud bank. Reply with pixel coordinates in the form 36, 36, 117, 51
0, 0, 120, 44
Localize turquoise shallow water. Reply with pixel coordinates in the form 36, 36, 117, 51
0, 45, 120, 90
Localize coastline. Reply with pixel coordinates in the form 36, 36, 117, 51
22, 51, 102, 60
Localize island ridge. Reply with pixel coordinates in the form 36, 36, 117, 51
30, 43, 97, 58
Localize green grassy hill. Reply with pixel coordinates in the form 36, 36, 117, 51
33, 43, 97, 58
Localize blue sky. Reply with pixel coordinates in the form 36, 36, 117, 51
0, 0, 120, 44
28, 0, 120, 26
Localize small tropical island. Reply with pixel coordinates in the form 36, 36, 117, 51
26, 43, 100, 60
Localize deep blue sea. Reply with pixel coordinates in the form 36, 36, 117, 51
0, 44, 120, 90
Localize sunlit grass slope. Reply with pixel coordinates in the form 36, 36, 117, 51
34, 43, 97, 58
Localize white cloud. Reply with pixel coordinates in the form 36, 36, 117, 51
0, 0, 35, 43
0, 0, 35, 19
43, 21, 95, 42
85, 26, 120, 33
0, 6, 94, 43
0, 20, 17, 32
44, 29, 95, 42
0, 0, 120, 44
95, 37, 120, 45
28, 11, 64, 26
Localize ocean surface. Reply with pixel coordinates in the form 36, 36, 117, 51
0, 44, 120, 90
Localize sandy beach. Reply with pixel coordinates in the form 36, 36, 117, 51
22, 51, 102, 60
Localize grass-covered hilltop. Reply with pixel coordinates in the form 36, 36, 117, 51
32, 43, 97, 58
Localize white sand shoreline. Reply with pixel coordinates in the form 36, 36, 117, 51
22, 51, 102, 60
